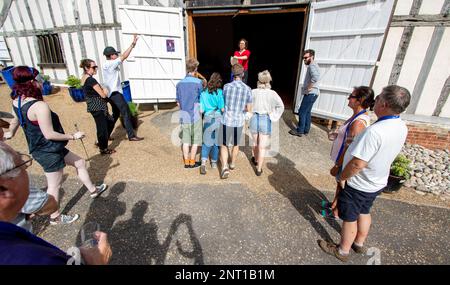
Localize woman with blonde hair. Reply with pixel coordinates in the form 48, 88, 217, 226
249, 70, 284, 176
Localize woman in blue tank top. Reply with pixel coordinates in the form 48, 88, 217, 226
4, 66, 108, 225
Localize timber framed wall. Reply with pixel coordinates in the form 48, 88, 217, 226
0, 0, 182, 83
372, 0, 450, 119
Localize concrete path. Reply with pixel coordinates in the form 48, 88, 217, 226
31, 174, 450, 265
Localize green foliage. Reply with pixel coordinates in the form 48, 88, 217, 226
390, 154, 411, 179
42, 74, 51, 82
128, 102, 138, 117
65, 75, 82, 89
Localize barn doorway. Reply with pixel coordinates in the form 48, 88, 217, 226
190, 8, 306, 109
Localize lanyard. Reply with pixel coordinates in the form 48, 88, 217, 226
375, 115, 400, 123
335, 109, 367, 164
17, 95, 25, 127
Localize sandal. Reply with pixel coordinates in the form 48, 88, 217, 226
100, 149, 116, 155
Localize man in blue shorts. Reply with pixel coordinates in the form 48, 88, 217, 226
318, 85, 411, 262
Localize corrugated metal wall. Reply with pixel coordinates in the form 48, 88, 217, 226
372, 0, 450, 119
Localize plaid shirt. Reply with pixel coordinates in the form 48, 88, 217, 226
222, 80, 252, 127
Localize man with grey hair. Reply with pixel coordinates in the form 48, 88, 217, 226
318, 85, 411, 262
0, 142, 112, 264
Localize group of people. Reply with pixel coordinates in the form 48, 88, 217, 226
287, 50, 412, 262
0, 37, 413, 264
176, 57, 284, 178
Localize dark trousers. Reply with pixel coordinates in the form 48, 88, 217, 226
296, 93, 318, 134
91, 110, 115, 150
243, 70, 248, 84
108, 92, 135, 139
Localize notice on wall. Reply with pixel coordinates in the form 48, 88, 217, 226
166, 39, 175, 52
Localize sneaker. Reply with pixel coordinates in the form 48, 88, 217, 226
221, 168, 230, 179
50, 214, 80, 225
351, 243, 367, 254
318, 239, 349, 262
90, 183, 108, 198
200, 165, 207, 175
211, 162, 218, 169
190, 161, 201, 168
229, 163, 236, 170
256, 169, 263, 176
129, 136, 144, 141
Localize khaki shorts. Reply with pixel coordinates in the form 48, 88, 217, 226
181, 120, 202, 145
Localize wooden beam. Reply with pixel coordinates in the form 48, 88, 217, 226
388, 0, 422, 85
0, 23, 122, 38
187, 11, 197, 59
432, 76, 450, 117
406, 26, 445, 114
192, 7, 306, 17
0, 0, 12, 28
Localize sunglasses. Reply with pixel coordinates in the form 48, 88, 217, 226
0, 153, 33, 177
90, 66, 98, 69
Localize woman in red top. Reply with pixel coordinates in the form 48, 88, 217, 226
233, 39, 251, 84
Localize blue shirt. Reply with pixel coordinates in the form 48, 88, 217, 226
0, 221, 71, 265
223, 80, 252, 127
200, 89, 224, 117
176, 75, 202, 123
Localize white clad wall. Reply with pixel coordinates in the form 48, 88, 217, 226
419, 0, 446, 15
396, 27, 434, 91
371, 1, 450, 118
414, 28, 450, 117
296, 0, 395, 121
119, 5, 185, 103
394, 0, 414, 15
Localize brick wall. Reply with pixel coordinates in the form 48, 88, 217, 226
313, 117, 450, 151
406, 122, 450, 151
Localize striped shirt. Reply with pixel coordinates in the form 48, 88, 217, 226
223, 80, 252, 127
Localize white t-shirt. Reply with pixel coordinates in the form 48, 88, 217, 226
102, 58, 122, 97
343, 118, 408, 193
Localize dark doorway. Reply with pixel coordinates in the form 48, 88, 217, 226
194, 11, 304, 108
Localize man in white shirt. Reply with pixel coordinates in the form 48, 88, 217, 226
318, 85, 411, 262
103, 35, 143, 141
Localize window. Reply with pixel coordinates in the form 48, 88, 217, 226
37, 34, 65, 67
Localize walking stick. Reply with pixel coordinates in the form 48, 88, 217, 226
74, 123, 90, 163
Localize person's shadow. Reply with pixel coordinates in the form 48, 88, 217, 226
75, 182, 128, 248
266, 153, 341, 243
108, 200, 204, 265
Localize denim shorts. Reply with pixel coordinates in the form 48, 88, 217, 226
337, 184, 381, 222
249, 113, 272, 135
32, 148, 69, 173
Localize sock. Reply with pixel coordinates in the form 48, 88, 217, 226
184, 159, 190, 165
338, 247, 350, 256
201, 159, 207, 165
354, 242, 363, 247
189, 159, 195, 166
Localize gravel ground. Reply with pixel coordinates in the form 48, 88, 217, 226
1, 85, 449, 264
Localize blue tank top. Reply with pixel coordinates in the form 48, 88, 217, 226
13, 100, 67, 154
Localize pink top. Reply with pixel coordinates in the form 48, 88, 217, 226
330, 114, 371, 163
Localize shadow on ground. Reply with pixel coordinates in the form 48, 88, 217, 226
75, 182, 204, 265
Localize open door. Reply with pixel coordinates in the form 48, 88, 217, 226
118, 5, 185, 103
295, 0, 395, 120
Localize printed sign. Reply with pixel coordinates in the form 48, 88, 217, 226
166, 39, 175, 52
